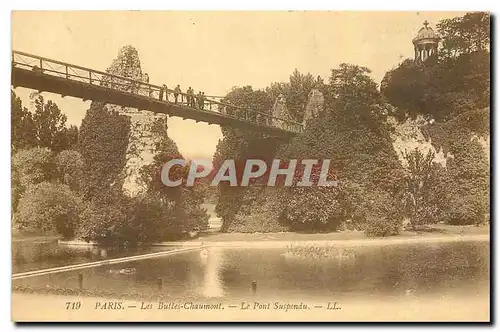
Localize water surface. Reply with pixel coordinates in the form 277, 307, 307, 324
12, 241, 490, 300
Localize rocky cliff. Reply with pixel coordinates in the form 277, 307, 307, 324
303, 88, 324, 126
101, 45, 168, 196
303, 90, 489, 168
388, 115, 450, 167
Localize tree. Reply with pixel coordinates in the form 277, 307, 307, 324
442, 135, 489, 225
267, 69, 317, 122
362, 189, 404, 237
11, 147, 54, 190
277, 63, 404, 235
402, 148, 447, 229
11, 147, 55, 214
56, 125, 79, 151
213, 64, 406, 235
214, 86, 282, 231
138, 117, 209, 237
15, 182, 82, 238
327, 64, 381, 107
222, 85, 273, 124
11, 90, 37, 152
129, 193, 177, 242
55, 150, 85, 192
417, 104, 489, 227
30, 94, 77, 152
381, 12, 490, 122
437, 12, 490, 59
77, 190, 133, 246
78, 102, 131, 199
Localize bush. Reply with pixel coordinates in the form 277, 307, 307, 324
77, 190, 135, 246
361, 190, 404, 237
443, 194, 489, 225
78, 199, 130, 246
12, 147, 54, 189
15, 182, 82, 238
282, 185, 342, 232
364, 214, 401, 237
77, 190, 206, 245
227, 188, 290, 233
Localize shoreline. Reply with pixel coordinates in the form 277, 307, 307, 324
58, 230, 490, 249
156, 233, 490, 248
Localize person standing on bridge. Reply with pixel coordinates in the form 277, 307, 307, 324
187, 87, 194, 107
197, 91, 204, 110
174, 85, 181, 104
163, 84, 169, 101
159, 84, 166, 101
201, 92, 206, 110
143, 73, 152, 97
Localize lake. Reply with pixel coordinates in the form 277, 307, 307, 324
12, 240, 490, 301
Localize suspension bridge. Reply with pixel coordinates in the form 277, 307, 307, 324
11, 51, 303, 138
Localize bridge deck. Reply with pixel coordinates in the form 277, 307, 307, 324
11, 51, 303, 138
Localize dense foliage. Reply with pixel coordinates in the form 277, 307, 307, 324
214, 64, 405, 236
78, 102, 131, 200
12, 46, 209, 244
12, 14, 490, 240
213, 12, 489, 235
381, 11, 490, 226
277, 64, 405, 235
214, 85, 284, 232
16, 182, 81, 238
11, 147, 83, 237
401, 149, 447, 229
138, 117, 209, 236
381, 12, 489, 121
11, 91, 78, 153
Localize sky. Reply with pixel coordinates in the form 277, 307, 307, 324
11, 11, 467, 158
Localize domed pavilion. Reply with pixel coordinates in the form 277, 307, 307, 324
413, 20, 440, 62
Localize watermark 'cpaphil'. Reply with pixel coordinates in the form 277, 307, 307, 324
160, 159, 338, 187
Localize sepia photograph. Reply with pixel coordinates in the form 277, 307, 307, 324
10, 10, 490, 322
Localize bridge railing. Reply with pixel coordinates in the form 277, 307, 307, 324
12, 50, 304, 134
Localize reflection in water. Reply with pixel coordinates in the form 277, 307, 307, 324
12, 241, 489, 301
12, 241, 175, 274
200, 247, 224, 298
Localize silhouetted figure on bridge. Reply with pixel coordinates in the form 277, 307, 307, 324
174, 85, 181, 104
159, 84, 167, 101
197, 91, 205, 110
164, 84, 169, 101
187, 87, 194, 107
218, 104, 225, 114
32, 65, 43, 74
143, 73, 152, 97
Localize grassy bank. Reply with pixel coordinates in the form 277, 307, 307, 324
28, 224, 490, 248
193, 224, 489, 243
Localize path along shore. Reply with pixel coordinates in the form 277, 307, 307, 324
59, 225, 490, 249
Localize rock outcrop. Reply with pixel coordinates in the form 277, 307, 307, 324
271, 94, 295, 129
101, 45, 168, 196
303, 88, 324, 126
388, 115, 450, 167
